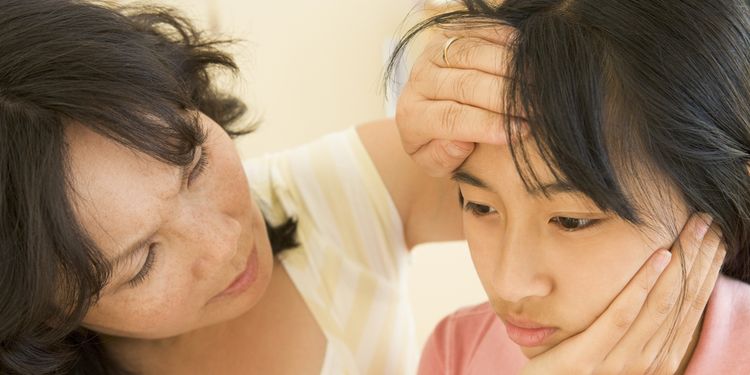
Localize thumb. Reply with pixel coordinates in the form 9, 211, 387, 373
443, 140, 475, 160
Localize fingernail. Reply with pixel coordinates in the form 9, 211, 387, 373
653, 249, 672, 273
445, 141, 472, 158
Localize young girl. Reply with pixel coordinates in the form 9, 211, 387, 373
390, 0, 750, 373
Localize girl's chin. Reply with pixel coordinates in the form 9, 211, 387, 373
520, 343, 554, 359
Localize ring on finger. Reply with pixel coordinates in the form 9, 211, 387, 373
441, 36, 462, 67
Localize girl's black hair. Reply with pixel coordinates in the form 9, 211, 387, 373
0, 0, 296, 374
391, 0, 750, 282
390, 0, 750, 369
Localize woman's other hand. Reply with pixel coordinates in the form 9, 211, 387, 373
521, 213, 726, 375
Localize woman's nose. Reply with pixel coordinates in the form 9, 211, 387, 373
183, 209, 243, 278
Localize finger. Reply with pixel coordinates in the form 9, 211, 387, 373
642, 216, 717, 357
605, 215, 715, 370
656, 242, 725, 374
675, 224, 722, 324
440, 25, 517, 49
395, 92, 510, 151
644, 226, 723, 374
569, 249, 672, 363
410, 140, 475, 177
411, 62, 511, 114
427, 34, 514, 77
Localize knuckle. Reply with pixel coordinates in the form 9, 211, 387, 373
650, 296, 675, 316
613, 309, 636, 330
451, 73, 471, 104
489, 75, 505, 97
450, 39, 470, 66
428, 144, 455, 171
462, 72, 483, 101
459, 43, 480, 67
440, 102, 462, 132
409, 61, 433, 87
690, 292, 710, 312
637, 275, 653, 295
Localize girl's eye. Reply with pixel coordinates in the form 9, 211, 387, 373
463, 202, 497, 217
550, 217, 599, 232
128, 244, 158, 288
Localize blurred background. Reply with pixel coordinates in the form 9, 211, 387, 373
118, 0, 486, 349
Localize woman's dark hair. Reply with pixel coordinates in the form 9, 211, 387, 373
0, 0, 296, 374
390, 0, 750, 368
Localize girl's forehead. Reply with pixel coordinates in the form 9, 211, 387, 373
465, 141, 553, 182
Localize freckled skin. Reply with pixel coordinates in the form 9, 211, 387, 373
67, 113, 274, 340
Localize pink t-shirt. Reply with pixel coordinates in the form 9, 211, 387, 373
418, 275, 750, 374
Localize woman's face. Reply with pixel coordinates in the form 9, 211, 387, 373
456, 142, 688, 358
67, 113, 274, 339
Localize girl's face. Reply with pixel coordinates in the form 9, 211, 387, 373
67, 113, 274, 339
457, 142, 688, 358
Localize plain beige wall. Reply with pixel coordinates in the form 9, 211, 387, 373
119, 0, 486, 350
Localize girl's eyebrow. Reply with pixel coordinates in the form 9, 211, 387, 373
452, 168, 580, 196
528, 181, 580, 197
452, 169, 494, 192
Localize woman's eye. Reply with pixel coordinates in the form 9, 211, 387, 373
550, 217, 599, 231
128, 244, 158, 288
463, 202, 497, 217
188, 146, 210, 186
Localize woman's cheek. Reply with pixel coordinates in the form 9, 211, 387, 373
85, 272, 199, 339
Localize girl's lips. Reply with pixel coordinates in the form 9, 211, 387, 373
502, 316, 558, 347
211, 247, 258, 301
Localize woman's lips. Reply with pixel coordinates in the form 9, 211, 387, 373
502, 316, 558, 347
212, 247, 258, 301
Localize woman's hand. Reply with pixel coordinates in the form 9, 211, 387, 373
521, 213, 726, 375
395, 28, 517, 177
364, 29, 519, 246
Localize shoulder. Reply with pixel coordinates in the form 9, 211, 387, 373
244, 129, 408, 274
686, 275, 750, 374
242, 128, 381, 219
418, 303, 526, 375
427, 302, 498, 352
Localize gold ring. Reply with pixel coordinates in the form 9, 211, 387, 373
441, 36, 462, 67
